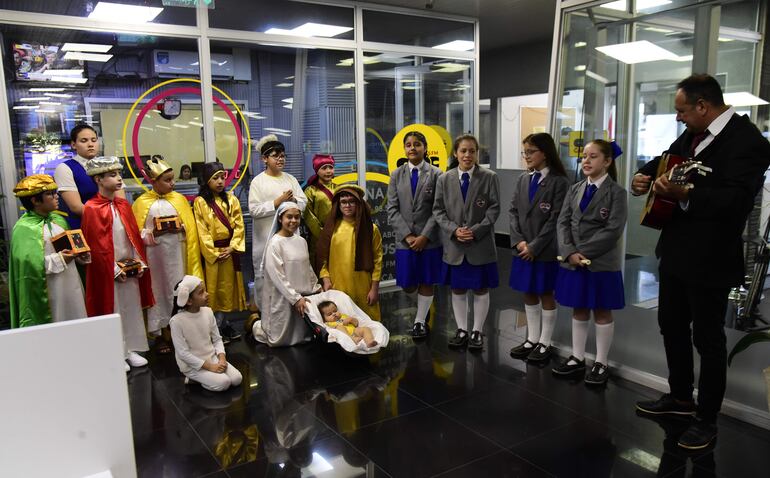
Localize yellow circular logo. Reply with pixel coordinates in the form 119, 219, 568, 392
387, 124, 449, 174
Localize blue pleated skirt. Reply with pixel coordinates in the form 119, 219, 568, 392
442, 259, 499, 290
555, 267, 625, 310
509, 257, 559, 294
395, 247, 444, 288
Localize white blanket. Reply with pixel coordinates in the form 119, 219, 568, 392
304, 290, 389, 354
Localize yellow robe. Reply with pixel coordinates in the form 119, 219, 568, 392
193, 194, 247, 312
303, 183, 336, 264
320, 220, 382, 321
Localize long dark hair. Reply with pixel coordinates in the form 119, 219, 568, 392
523, 133, 566, 177
586, 139, 618, 181
403, 131, 429, 161
197, 182, 230, 213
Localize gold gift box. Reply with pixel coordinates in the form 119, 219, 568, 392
117, 258, 143, 277
50, 229, 90, 255
154, 215, 182, 233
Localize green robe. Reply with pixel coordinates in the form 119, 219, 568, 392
9, 211, 69, 328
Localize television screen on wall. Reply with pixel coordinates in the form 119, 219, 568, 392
12, 42, 87, 84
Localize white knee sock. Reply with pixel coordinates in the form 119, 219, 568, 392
524, 303, 542, 343
539, 308, 557, 346
571, 318, 589, 361
451, 293, 468, 330
415, 294, 433, 324
595, 322, 615, 365
472, 293, 490, 332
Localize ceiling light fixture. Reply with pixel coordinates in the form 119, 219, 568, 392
596, 40, 678, 64
723, 92, 768, 107
62, 43, 113, 53
29, 87, 66, 92
432, 40, 475, 51
89, 2, 163, 24
63, 52, 114, 62
265, 22, 352, 38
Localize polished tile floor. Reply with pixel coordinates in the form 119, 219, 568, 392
129, 281, 770, 477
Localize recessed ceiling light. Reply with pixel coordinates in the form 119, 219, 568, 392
283, 104, 293, 109
89, 2, 163, 24
574, 65, 587, 71
596, 40, 678, 64
39, 101, 61, 106
45, 93, 73, 98
724, 92, 768, 107
43, 69, 84, 76
602, 0, 672, 11
36, 109, 57, 113
62, 43, 113, 53
432, 40, 475, 51
19, 97, 49, 101
276, 83, 293, 87
574, 42, 587, 48
29, 87, 66, 92
49, 77, 88, 84
282, 98, 294, 104
13, 105, 39, 110
63, 52, 113, 62
265, 22, 352, 38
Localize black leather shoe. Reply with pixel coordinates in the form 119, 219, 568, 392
584, 362, 610, 385
510, 340, 537, 359
526, 344, 552, 362
677, 419, 717, 450
468, 331, 483, 350
411, 321, 429, 339
552, 356, 586, 376
636, 394, 696, 417
221, 323, 242, 340
448, 329, 469, 349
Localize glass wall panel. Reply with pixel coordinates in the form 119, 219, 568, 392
362, 10, 474, 51
0, 0, 196, 26
208, 0, 353, 40
364, 52, 473, 280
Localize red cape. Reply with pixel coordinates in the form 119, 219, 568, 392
82, 193, 154, 316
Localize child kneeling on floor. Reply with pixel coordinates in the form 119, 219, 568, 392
318, 300, 378, 347
170, 275, 242, 391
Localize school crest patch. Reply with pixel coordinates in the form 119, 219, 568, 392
599, 207, 610, 219
539, 202, 551, 212
475, 197, 487, 208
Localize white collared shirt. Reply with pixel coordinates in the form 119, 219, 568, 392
408, 160, 422, 177
695, 106, 735, 156
586, 172, 609, 189
531, 167, 549, 184
53, 154, 89, 192
458, 164, 476, 184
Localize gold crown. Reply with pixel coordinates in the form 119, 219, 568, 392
14, 174, 58, 197
145, 157, 173, 180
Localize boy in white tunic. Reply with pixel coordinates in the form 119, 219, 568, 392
248, 135, 307, 303
133, 157, 204, 354
170, 275, 243, 391
9, 175, 89, 328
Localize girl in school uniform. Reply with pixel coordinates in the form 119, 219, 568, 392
509, 133, 570, 362
386, 131, 443, 339
433, 134, 500, 350
552, 139, 627, 386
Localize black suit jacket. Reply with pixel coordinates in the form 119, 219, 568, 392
638, 113, 770, 287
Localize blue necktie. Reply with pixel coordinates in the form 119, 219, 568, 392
528, 172, 541, 203
579, 184, 598, 212
461, 172, 470, 201
411, 167, 419, 197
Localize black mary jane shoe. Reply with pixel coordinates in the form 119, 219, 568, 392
510, 340, 537, 359
468, 331, 483, 351
448, 329, 469, 349
411, 321, 429, 339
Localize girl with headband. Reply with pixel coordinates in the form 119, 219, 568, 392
303, 153, 337, 273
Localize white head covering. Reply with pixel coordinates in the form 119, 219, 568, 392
260, 201, 301, 270
174, 275, 204, 307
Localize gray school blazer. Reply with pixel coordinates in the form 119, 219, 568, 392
433, 166, 500, 266
556, 178, 628, 272
509, 172, 570, 261
386, 160, 443, 250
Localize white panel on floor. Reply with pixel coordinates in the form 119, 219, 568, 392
0, 314, 137, 478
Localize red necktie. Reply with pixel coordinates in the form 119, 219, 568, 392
690, 130, 709, 157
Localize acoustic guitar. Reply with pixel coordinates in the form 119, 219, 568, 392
640, 153, 712, 229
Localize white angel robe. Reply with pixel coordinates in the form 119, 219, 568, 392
44, 221, 87, 321
258, 234, 320, 347
112, 206, 149, 356
142, 199, 187, 333
248, 172, 307, 296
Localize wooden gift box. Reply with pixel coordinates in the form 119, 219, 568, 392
117, 258, 143, 277
50, 229, 90, 254
154, 215, 182, 233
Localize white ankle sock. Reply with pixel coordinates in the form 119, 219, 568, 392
595, 322, 615, 365
472, 293, 490, 332
571, 318, 589, 361
451, 293, 468, 330
539, 308, 557, 346
524, 303, 542, 343
415, 294, 433, 324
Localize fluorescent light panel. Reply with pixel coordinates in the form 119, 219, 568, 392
29, 87, 65, 92
62, 43, 113, 53
45, 93, 73, 98
724, 92, 768, 107
265, 22, 352, 38
432, 40, 474, 51
596, 40, 678, 64
49, 77, 88, 84
89, 2, 163, 24
602, 0, 672, 11
63, 52, 113, 62
43, 69, 84, 76
20, 97, 49, 101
